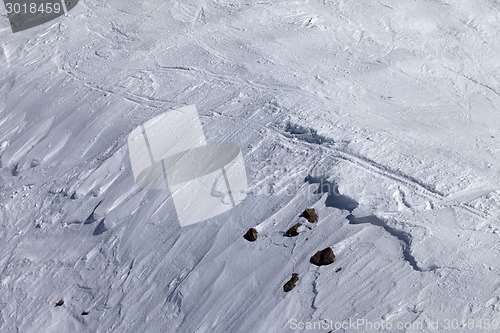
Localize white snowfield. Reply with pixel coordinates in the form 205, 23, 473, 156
0, 0, 499, 332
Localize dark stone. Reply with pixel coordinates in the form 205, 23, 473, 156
243, 228, 258, 242
310, 247, 335, 266
285, 223, 301, 237
301, 208, 318, 223
55, 299, 64, 307
81, 311, 90, 316
335, 267, 342, 273
283, 273, 299, 292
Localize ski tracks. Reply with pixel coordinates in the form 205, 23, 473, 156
213, 111, 489, 223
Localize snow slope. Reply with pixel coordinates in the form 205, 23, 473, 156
0, 0, 499, 332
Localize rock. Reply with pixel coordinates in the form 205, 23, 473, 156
81, 311, 90, 316
301, 208, 318, 223
310, 247, 335, 266
55, 299, 64, 307
283, 273, 299, 292
243, 228, 258, 242
285, 223, 301, 237
335, 267, 342, 273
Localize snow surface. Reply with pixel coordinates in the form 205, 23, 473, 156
1, 0, 500, 332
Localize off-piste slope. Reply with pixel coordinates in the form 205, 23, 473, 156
0, 0, 499, 332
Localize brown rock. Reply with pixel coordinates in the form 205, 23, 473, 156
310, 247, 335, 266
285, 223, 301, 237
283, 273, 299, 292
301, 208, 318, 223
243, 228, 258, 242
55, 299, 64, 307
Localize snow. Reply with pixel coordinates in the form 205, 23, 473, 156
0, 0, 499, 332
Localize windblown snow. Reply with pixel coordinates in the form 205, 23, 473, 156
0, 0, 499, 332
